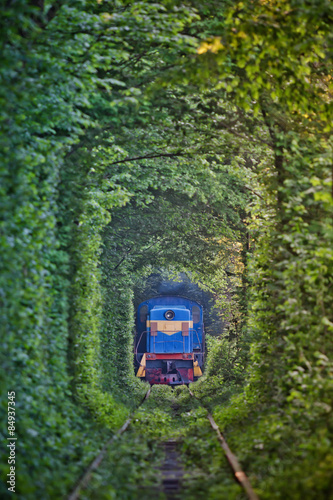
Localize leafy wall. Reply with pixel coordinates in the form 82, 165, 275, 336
1, 1, 332, 498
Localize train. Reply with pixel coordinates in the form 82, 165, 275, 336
135, 296, 205, 385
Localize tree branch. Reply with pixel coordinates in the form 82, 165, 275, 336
104, 152, 185, 173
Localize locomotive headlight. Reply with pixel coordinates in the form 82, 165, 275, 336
164, 310, 175, 320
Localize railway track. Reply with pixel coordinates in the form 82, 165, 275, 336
160, 439, 183, 500
67, 388, 151, 500
188, 387, 259, 500
67, 385, 259, 500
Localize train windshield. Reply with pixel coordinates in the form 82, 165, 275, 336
192, 306, 200, 323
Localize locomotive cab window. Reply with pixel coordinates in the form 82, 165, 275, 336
139, 305, 148, 323
192, 306, 200, 323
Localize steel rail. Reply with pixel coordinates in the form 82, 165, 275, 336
67, 388, 151, 500
188, 387, 259, 500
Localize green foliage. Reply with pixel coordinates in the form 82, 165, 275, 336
81, 399, 166, 499
2, 0, 332, 497
0, 0, 202, 496
180, 411, 245, 500
191, 334, 247, 410
188, 1, 333, 497
100, 267, 149, 405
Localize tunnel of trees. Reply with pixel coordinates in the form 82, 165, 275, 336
1, 1, 332, 498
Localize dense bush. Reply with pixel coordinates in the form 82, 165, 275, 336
1, 1, 332, 498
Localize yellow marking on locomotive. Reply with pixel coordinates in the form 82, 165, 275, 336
146, 320, 193, 336
136, 353, 146, 378
193, 360, 203, 377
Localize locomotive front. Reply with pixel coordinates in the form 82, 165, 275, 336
135, 296, 204, 385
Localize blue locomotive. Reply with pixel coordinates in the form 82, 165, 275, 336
135, 296, 205, 385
